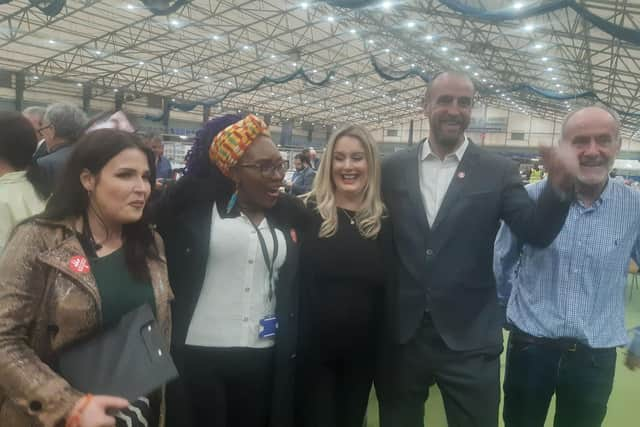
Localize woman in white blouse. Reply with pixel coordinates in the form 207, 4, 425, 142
153, 114, 305, 427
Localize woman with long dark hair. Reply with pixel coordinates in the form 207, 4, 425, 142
0, 129, 173, 427
154, 114, 303, 427
0, 111, 48, 252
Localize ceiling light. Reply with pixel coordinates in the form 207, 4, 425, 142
382, 1, 392, 10
292, 62, 297, 66
542, 57, 549, 61
127, 4, 134, 9
204, 76, 209, 79
170, 19, 179, 26
213, 35, 220, 40
76, 83, 82, 87
425, 35, 433, 41
546, 67, 553, 72
474, 72, 479, 76
384, 48, 390, 53
95, 50, 102, 55
411, 63, 415, 67
555, 84, 560, 87
524, 24, 534, 32
113, 89, 119, 92
270, 54, 276, 59
514, 2, 523, 9
327, 16, 334, 22
172, 98, 176, 102
300, 2, 309, 8
559, 90, 564, 94
489, 84, 494, 88
551, 77, 557, 81
48, 40, 55, 44
228, 81, 233, 85
33, 76, 39, 80
398, 56, 403, 61
173, 69, 178, 73
454, 57, 460, 61
441, 46, 448, 52
359, 86, 363, 89
534, 43, 543, 49
407, 22, 415, 28
138, 61, 144, 65
313, 69, 317, 73
482, 79, 487, 82
243, 45, 249, 50
368, 39, 374, 43
465, 65, 470, 69
350, 29, 357, 34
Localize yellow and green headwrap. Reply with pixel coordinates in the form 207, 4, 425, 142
209, 114, 270, 176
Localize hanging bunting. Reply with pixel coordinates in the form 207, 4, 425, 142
438, 0, 640, 45
145, 67, 335, 122
369, 55, 640, 119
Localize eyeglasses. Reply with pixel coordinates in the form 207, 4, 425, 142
37, 124, 53, 135
237, 160, 287, 177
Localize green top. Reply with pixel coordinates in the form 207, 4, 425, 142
90, 248, 156, 328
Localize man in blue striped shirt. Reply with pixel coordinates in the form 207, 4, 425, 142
494, 106, 640, 427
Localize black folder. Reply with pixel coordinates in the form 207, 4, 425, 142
58, 304, 178, 401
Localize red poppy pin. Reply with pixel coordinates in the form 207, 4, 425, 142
69, 255, 90, 274
457, 171, 466, 179
290, 229, 298, 244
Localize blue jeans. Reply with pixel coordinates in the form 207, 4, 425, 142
503, 331, 616, 427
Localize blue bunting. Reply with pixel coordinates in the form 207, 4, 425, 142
145, 67, 335, 122
438, 0, 640, 45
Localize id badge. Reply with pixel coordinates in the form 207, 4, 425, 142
259, 315, 278, 339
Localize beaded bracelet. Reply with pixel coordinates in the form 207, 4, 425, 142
65, 394, 93, 427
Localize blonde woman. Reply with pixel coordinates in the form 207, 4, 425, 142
296, 125, 387, 427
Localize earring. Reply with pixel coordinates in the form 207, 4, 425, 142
226, 188, 238, 214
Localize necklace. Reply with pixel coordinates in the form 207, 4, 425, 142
340, 208, 357, 225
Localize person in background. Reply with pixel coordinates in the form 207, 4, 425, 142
22, 106, 48, 159
154, 114, 303, 427
304, 148, 320, 170
377, 71, 576, 427
144, 132, 173, 180
0, 112, 48, 253
494, 106, 640, 427
296, 124, 387, 427
37, 103, 88, 194
288, 152, 315, 196
0, 129, 172, 427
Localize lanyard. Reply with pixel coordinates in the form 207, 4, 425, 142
247, 218, 278, 301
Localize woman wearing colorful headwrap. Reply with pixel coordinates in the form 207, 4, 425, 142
152, 114, 305, 427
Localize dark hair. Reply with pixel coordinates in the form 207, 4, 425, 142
295, 152, 310, 165
42, 129, 159, 281
182, 114, 243, 204
0, 111, 48, 199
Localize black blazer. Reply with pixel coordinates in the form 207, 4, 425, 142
381, 140, 570, 351
152, 175, 304, 427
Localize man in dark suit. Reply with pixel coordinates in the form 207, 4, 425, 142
377, 71, 576, 427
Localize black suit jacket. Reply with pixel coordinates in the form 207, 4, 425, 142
382, 140, 570, 351
152, 175, 305, 427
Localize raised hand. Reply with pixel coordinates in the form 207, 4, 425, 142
540, 145, 579, 195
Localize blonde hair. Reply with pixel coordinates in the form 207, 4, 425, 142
304, 124, 385, 239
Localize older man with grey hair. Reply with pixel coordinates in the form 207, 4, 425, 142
36, 103, 88, 194
494, 105, 640, 427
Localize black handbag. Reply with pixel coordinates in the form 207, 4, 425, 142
58, 304, 178, 401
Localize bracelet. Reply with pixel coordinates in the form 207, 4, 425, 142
65, 394, 93, 427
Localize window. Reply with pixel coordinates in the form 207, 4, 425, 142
511, 132, 526, 141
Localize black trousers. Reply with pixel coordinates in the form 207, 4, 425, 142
376, 314, 501, 427
503, 331, 616, 427
296, 347, 375, 427
180, 345, 275, 427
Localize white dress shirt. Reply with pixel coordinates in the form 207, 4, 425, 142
185, 204, 287, 348
419, 138, 469, 227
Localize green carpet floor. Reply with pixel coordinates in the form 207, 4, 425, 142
365, 275, 640, 426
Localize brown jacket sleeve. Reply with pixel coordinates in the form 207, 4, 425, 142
0, 223, 82, 427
